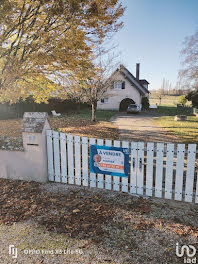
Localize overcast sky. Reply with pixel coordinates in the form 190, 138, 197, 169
113, 0, 198, 90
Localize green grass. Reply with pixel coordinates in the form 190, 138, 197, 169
156, 105, 194, 116
57, 108, 117, 121
154, 116, 198, 143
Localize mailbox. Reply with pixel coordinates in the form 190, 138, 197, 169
22, 112, 50, 148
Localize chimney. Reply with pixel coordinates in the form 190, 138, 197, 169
136, 63, 140, 80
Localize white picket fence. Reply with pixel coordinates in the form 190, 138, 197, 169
46, 130, 198, 203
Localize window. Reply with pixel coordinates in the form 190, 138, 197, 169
101, 98, 108, 103
114, 81, 122, 90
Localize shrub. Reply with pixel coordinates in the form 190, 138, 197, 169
141, 97, 150, 109
178, 95, 187, 106
186, 89, 198, 107
0, 97, 90, 118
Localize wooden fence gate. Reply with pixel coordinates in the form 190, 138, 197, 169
46, 130, 198, 203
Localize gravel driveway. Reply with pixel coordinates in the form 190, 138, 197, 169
111, 111, 179, 143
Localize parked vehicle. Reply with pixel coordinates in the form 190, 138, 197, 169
127, 104, 141, 114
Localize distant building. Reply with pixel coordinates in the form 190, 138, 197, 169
97, 63, 149, 111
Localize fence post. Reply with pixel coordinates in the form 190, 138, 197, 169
22, 112, 51, 182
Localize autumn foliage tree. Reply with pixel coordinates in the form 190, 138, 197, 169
0, 0, 124, 103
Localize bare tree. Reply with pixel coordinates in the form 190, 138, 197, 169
58, 48, 120, 121
179, 29, 198, 90
82, 50, 119, 121
56, 71, 86, 113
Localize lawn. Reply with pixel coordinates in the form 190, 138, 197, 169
0, 179, 198, 264
150, 95, 180, 106
149, 95, 191, 106
154, 115, 198, 143
156, 105, 194, 116
0, 109, 119, 140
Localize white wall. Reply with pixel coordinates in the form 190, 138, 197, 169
0, 119, 50, 183
97, 71, 142, 110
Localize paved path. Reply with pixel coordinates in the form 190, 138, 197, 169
111, 112, 179, 143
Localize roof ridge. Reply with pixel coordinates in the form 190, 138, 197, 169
119, 65, 149, 94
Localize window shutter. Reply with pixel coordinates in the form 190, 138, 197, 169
111, 81, 114, 89
122, 81, 125, 89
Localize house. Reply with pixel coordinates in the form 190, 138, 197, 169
97, 63, 149, 111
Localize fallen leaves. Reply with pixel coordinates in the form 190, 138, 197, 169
0, 114, 119, 142
0, 119, 22, 137
72, 209, 80, 213
0, 177, 198, 253
133, 219, 154, 231
126, 198, 151, 214
164, 222, 198, 238
0, 179, 115, 243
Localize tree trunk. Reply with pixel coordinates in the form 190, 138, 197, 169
91, 102, 96, 122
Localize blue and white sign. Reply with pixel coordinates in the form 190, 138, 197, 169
90, 145, 129, 177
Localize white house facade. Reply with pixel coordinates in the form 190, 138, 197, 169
97, 64, 149, 111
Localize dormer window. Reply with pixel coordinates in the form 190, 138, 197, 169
114, 81, 125, 90
114, 81, 122, 90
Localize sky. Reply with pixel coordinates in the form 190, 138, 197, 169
112, 0, 198, 90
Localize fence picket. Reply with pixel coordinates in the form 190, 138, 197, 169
67, 134, 74, 184
74, 135, 81, 186
130, 142, 138, 194
82, 137, 88, 187
105, 139, 112, 190
121, 141, 129, 193
195, 172, 198, 204
164, 144, 174, 199
97, 139, 104, 189
47, 131, 197, 204
155, 143, 164, 198
113, 140, 121, 192
146, 142, 154, 196
90, 138, 96, 188
137, 142, 145, 195
46, 130, 54, 181
60, 132, 67, 183
174, 144, 185, 201
185, 144, 196, 202
53, 131, 61, 182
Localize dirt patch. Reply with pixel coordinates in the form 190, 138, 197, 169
111, 111, 180, 143
0, 179, 198, 263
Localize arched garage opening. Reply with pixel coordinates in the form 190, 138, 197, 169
119, 98, 135, 112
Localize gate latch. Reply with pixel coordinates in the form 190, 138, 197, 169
133, 158, 135, 170
139, 158, 142, 171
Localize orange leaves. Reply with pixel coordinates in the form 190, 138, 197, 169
0, 0, 125, 103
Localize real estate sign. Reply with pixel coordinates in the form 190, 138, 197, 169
90, 145, 129, 177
